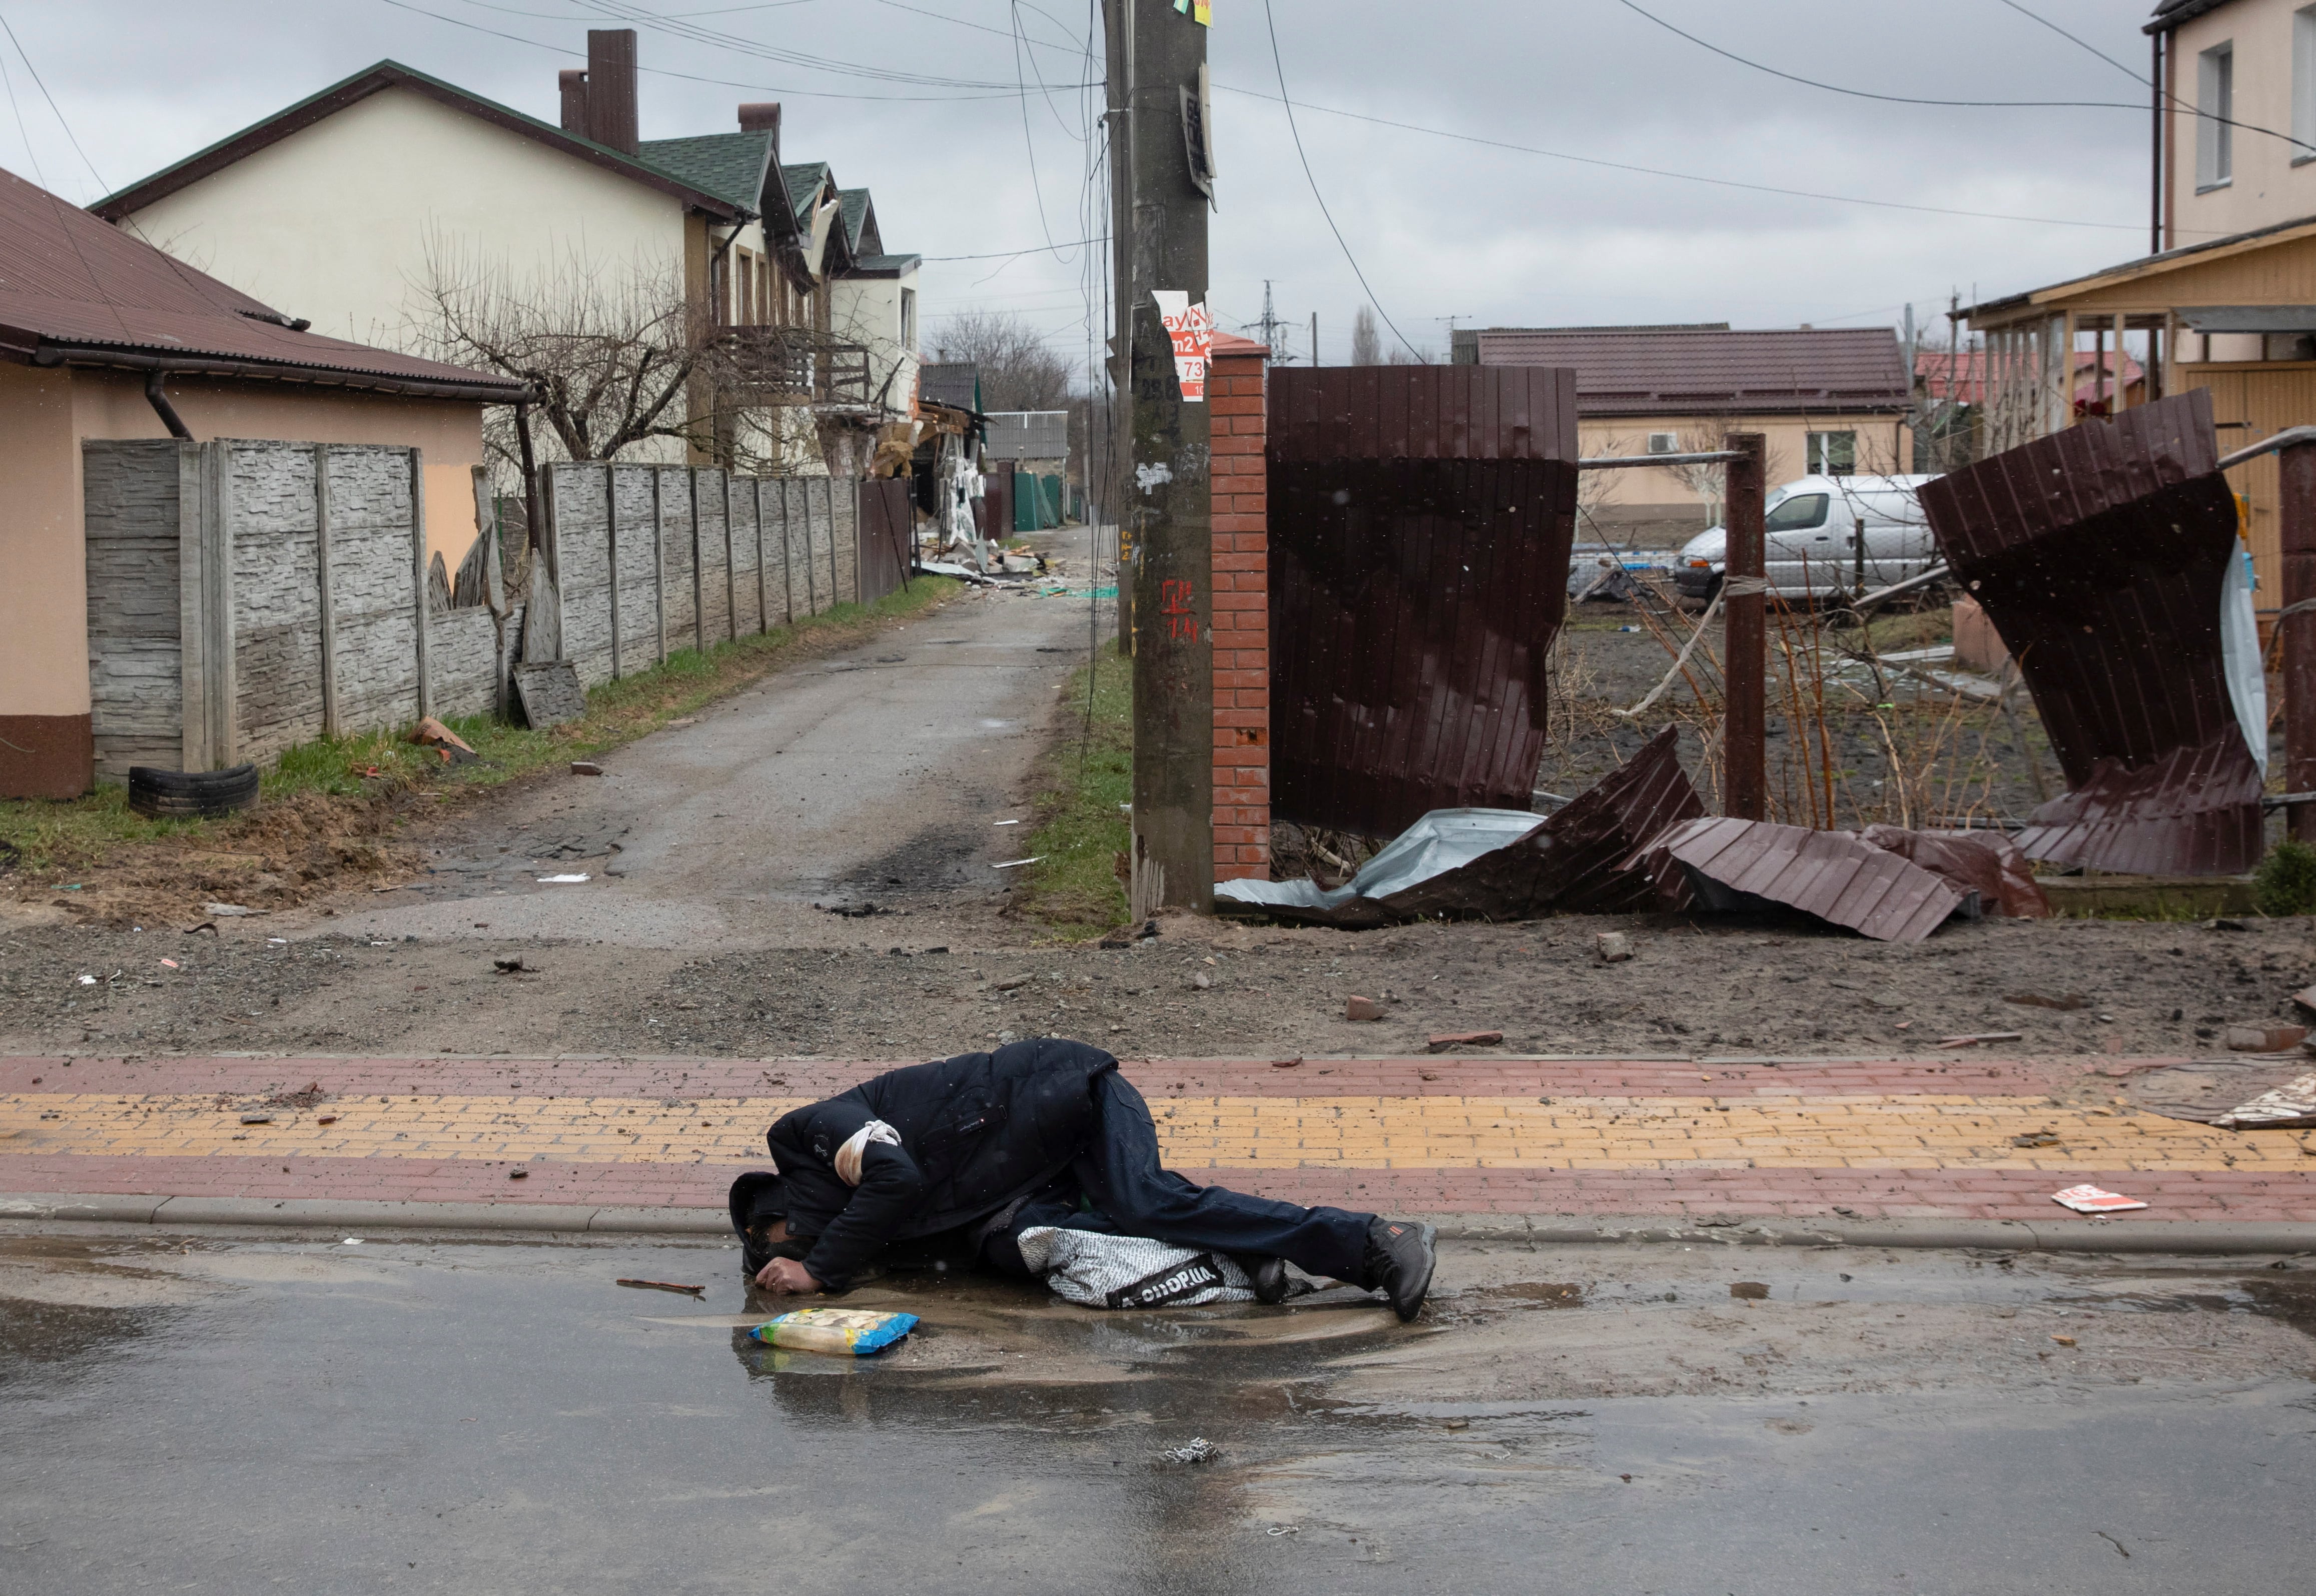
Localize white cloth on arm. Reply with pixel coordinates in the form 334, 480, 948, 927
833, 1120, 903, 1187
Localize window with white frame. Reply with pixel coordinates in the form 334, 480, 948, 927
901, 286, 917, 349
2200, 41, 2234, 189
2296, 8, 2316, 161
1646, 431, 1678, 454
1807, 430, 1856, 476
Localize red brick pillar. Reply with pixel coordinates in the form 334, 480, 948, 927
1208, 333, 1270, 882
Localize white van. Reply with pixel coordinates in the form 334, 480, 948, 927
1674, 474, 1942, 602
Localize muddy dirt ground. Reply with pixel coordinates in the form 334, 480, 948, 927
4, 586, 2308, 1067
3, 909, 2310, 1064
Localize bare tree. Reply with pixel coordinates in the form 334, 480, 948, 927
930, 310, 1074, 412
1350, 304, 1380, 366
1659, 423, 1731, 529
408, 236, 723, 480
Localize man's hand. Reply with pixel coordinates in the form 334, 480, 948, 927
753, 1256, 822, 1294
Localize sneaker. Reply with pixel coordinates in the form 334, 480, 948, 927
1362, 1218, 1437, 1322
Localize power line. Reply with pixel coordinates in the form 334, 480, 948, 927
375, 0, 1071, 101
0, 8, 105, 190
1262, 0, 1419, 359
1615, 0, 2144, 111
1210, 82, 2189, 235
1988, 0, 2315, 155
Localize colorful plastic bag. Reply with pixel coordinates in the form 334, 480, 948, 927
748, 1307, 919, 1356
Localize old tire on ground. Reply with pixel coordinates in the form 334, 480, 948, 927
127, 763, 260, 820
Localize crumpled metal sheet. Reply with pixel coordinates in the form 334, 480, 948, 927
1215, 724, 1704, 926
1646, 818, 1970, 943
1857, 825, 2052, 918
2011, 732, 2265, 877
1914, 391, 2265, 876
2123, 1059, 2316, 1126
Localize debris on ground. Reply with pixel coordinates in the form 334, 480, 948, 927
536, 873, 590, 884
2226, 1023, 2308, 1053
2005, 992, 2088, 1011
2052, 1184, 2149, 1214
511, 662, 588, 730
569, 761, 604, 776
615, 1278, 706, 1296
1218, 726, 1702, 926
1346, 995, 1385, 1022
1919, 393, 2265, 878
747, 1307, 920, 1356
201, 903, 265, 918
1427, 1029, 1503, 1052
408, 716, 481, 764
2214, 1072, 2316, 1130
238, 1112, 272, 1125
1858, 826, 2052, 918
494, 958, 535, 974
1159, 1439, 1218, 1465
1729, 1282, 1770, 1300
2010, 1130, 2062, 1148
1937, 1031, 2024, 1048
1595, 932, 1632, 963
1649, 818, 1972, 943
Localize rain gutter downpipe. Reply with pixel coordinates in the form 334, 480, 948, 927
143, 369, 192, 440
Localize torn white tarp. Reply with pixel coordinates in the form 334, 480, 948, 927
1215, 808, 1546, 922
2215, 1071, 2316, 1129
1015, 1226, 1256, 1309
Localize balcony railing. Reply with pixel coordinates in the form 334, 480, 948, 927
720, 326, 873, 409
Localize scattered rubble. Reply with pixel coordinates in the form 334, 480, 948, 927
2052, 1184, 2148, 1214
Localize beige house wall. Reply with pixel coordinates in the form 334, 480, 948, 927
832, 266, 920, 417
1575, 413, 1914, 541
2167, 0, 2316, 243
0, 358, 488, 729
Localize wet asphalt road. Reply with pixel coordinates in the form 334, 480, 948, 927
4, 1231, 2312, 1594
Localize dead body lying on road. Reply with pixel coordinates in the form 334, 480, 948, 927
727, 1038, 1438, 1319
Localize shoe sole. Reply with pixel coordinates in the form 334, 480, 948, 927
1394, 1223, 1438, 1322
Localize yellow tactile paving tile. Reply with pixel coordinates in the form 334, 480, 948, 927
3, 1091, 2309, 1172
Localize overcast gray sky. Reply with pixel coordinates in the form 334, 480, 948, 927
1, 1, 2166, 367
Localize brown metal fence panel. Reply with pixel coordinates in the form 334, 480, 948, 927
1267, 364, 1578, 838
1917, 390, 2265, 875
857, 478, 912, 606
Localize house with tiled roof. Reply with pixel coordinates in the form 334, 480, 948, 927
93, 30, 917, 481
1454, 323, 1912, 542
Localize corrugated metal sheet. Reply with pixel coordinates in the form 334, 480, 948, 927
0, 164, 525, 396
1857, 825, 2052, 918
857, 478, 911, 605
1650, 818, 1969, 943
1267, 364, 1580, 838
1916, 390, 2264, 875
1531, 724, 1704, 912
1470, 326, 1907, 417
983, 410, 1069, 461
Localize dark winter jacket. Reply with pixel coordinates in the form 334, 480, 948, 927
766, 1039, 1117, 1289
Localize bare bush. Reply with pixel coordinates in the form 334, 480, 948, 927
408, 236, 721, 479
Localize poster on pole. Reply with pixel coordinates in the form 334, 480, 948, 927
1151, 290, 1212, 403
1172, 0, 1211, 23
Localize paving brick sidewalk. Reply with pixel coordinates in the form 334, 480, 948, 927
4, 1052, 2311, 1224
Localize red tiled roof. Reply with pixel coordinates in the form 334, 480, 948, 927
1915, 348, 2143, 407
0, 163, 525, 400
1472, 326, 1907, 417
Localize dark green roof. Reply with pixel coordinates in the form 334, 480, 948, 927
847, 253, 919, 276
637, 131, 774, 213
838, 188, 871, 252
782, 162, 832, 221
92, 60, 748, 222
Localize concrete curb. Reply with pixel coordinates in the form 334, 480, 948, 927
2, 1194, 2311, 1254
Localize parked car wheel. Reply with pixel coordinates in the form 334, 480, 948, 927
128, 763, 260, 820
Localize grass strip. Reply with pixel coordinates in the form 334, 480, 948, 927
1016, 641, 1132, 937
0, 578, 958, 879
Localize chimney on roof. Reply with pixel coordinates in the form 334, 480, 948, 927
558, 69, 588, 136
584, 29, 639, 155
738, 102, 782, 136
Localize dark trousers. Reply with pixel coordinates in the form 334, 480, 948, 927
986, 1070, 1373, 1283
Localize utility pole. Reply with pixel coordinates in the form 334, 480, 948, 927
1722, 432, 1767, 821
1310, 312, 1318, 367
2284, 438, 2316, 843
1105, 0, 1212, 914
